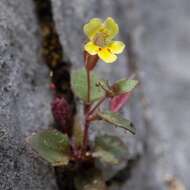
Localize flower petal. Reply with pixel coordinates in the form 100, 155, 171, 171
84, 42, 99, 55
109, 41, 125, 54
83, 18, 102, 39
98, 48, 117, 63
104, 17, 119, 40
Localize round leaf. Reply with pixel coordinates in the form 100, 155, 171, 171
27, 129, 70, 166
71, 68, 105, 102
93, 135, 127, 164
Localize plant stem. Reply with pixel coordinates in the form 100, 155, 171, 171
83, 53, 100, 151
83, 68, 91, 151
87, 96, 106, 118
83, 120, 89, 151
87, 69, 91, 103
83, 96, 106, 151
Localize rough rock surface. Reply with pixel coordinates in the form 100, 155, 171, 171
51, 0, 190, 189
0, 0, 57, 189
125, 0, 190, 189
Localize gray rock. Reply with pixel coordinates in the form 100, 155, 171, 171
51, 0, 190, 189
122, 0, 190, 189
0, 0, 57, 189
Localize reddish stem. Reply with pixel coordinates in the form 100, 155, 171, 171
83, 96, 106, 151
82, 52, 100, 152
87, 96, 106, 118
83, 68, 91, 150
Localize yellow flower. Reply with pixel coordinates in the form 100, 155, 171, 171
83, 17, 125, 63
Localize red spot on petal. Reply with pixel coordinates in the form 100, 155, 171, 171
107, 48, 111, 53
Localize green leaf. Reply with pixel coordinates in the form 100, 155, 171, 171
27, 129, 70, 166
75, 168, 107, 190
71, 68, 105, 102
93, 135, 127, 164
97, 111, 136, 134
111, 79, 138, 95
96, 80, 110, 91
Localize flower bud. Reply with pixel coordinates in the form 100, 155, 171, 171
51, 97, 72, 133
84, 51, 98, 71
